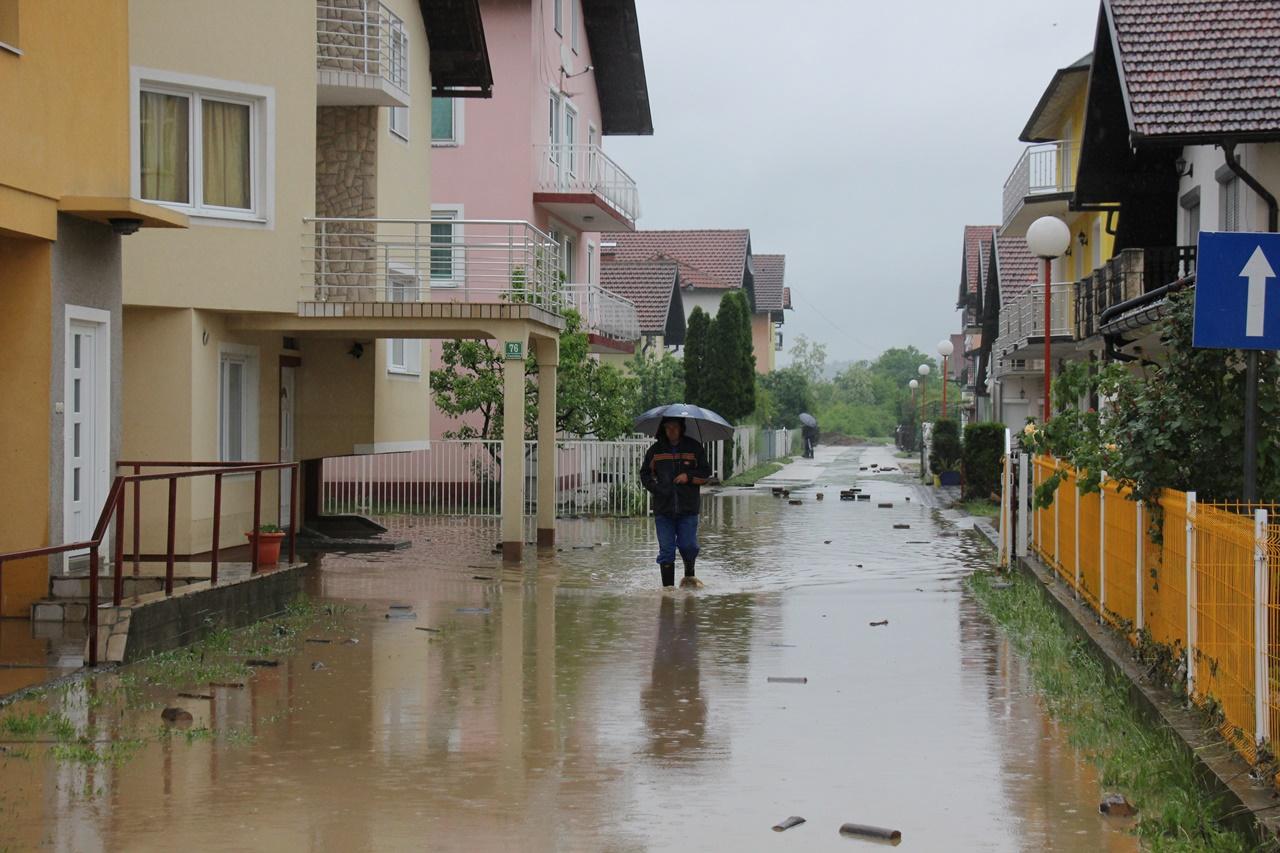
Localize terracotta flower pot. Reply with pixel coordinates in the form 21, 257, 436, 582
245, 530, 286, 566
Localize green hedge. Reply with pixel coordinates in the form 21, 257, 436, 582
929, 419, 962, 474
963, 422, 1005, 500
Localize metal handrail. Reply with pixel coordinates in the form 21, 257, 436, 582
0, 460, 299, 667
315, 0, 409, 93
561, 283, 641, 342
1002, 140, 1073, 228
534, 143, 641, 222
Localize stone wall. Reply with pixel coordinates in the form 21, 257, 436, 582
314, 106, 378, 300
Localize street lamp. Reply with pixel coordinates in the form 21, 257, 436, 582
917, 363, 931, 421
1026, 215, 1071, 422
937, 339, 954, 419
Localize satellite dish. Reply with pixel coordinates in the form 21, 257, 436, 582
560, 44, 573, 74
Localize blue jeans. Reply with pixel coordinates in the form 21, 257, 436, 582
655, 513, 699, 564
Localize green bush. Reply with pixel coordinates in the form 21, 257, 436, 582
929, 419, 962, 474
962, 422, 1005, 500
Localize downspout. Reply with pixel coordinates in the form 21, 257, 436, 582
1222, 141, 1276, 502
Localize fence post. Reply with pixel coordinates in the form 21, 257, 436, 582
1054, 463, 1061, 572
1073, 471, 1081, 598
1186, 490, 1197, 698
1135, 499, 1145, 634
1255, 508, 1270, 746
1099, 472, 1107, 617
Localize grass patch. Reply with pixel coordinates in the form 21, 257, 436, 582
957, 499, 1000, 519
0, 711, 76, 741
894, 450, 914, 459
724, 458, 790, 487
969, 571, 1272, 852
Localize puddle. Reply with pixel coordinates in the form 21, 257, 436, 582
0, 446, 1136, 851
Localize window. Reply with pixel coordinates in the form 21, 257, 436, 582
562, 234, 575, 281
586, 242, 595, 285
1222, 176, 1241, 232
219, 346, 259, 463
570, 0, 579, 52
1181, 187, 1201, 246
390, 106, 408, 141
430, 208, 460, 285
548, 92, 562, 146
553, 0, 563, 34
564, 103, 578, 176
0, 0, 20, 53
140, 85, 257, 215
387, 269, 421, 374
431, 98, 456, 144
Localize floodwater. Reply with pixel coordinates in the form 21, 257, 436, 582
0, 445, 1139, 852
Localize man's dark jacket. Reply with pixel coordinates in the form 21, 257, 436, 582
640, 435, 711, 516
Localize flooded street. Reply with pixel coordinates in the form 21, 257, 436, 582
0, 445, 1138, 852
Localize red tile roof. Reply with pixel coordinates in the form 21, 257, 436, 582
961, 225, 997, 303
599, 261, 678, 334
1108, 0, 1280, 138
601, 229, 749, 289
752, 253, 786, 312
782, 287, 792, 310
994, 234, 1039, 302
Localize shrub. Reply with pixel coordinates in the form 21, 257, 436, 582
929, 418, 962, 474
962, 422, 1006, 500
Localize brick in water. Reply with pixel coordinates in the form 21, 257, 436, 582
161, 707, 193, 724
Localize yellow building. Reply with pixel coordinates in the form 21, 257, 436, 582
0, 0, 185, 617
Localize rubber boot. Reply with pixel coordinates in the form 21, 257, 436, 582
660, 563, 675, 587
679, 556, 704, 589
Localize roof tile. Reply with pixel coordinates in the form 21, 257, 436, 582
599, 261, 678, 334
601, 229, 749, 289
751, 253, 786, 312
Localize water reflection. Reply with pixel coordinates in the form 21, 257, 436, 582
642, 596, 707, 761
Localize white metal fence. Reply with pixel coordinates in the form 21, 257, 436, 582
534, 143, 641, 222
562, 283, 640, 344
1002, 140, 1072, 228
707, 426, 793, 480
315, 0, 409, 94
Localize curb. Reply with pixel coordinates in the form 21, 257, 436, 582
970, 523, 1280, 842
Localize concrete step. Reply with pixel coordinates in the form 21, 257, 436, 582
50, 572, 204, 601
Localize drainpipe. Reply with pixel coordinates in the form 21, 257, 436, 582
1223, 141, 1278, 503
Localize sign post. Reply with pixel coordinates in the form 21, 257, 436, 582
1192, 231, 1280, 501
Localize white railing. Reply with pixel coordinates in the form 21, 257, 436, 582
707, 426, 792, 481
1001, 140, 1073, 228
316, 0, 409, 94
993, 283, 1074, 356
534, 143, 641, 223
562, 283, 640, 343
301, 218, 564, 310
321, 438, 654, 518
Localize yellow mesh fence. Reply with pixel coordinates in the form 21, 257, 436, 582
1101, 481, 1140, 629
1193, 504, 1258, 762
1033, 456, 1056, 566
1078, 486, 1102, 611
1147, 491, 1190, 650
1057, 465, 1078, 586
1267, 520, 1280, 751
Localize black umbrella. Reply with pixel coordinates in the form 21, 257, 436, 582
799, 413, 818, 428
635, 403, 734, 442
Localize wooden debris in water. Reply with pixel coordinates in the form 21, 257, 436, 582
839, 823, 901, 844
767, 676, 808, 684
245, 659, 278, 667
772, 816, 806, 832
869, 620, 889, 627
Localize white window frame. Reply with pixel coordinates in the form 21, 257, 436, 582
131, 67, 274, 225
564, 102, 578, 177
387, 264, 422, 375
553, 0, 563, 35
570, 0, 579, 52
430, 97, 463, 146
562, 234, 575, 281
389, 105, 409, 141
586, 241, 595, 285
1221, 175, 1242, 232
429, 204, 464, 288
218, 343, 260, 463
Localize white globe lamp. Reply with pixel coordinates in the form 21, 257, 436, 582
1025, 216, 1070, 423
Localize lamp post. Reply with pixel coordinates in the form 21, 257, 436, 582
909, 378, 919, 449
918, 363, 931, 421
937, 339, 954, 420
1026, 216, 1071, 422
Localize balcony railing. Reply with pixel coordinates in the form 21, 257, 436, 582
1075, 246, 1197, 339
562, 284, 640, 343
535, 144, 641, 223
1002, 140, 1073, 229
992, 282, 1075, 358
301, 218, 564, 311
316, 0, 409, 103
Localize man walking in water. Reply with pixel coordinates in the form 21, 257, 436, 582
640, 417, 711, 589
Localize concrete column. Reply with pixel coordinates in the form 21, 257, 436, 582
534, 335, 559, 548
500, 331, 527, 561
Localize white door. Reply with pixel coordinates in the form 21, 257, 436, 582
279, 366, 296, 526
1001, 400, 1030, 435
65, 315, 110, 568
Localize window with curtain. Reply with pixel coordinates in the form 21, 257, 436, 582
430, 211, 458, 283
203, 99, 251, 209
140, 82, 260, 216
431, 98, 454, 143
140, 92, 191, 204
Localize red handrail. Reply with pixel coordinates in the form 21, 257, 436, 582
0, 460, 300, 667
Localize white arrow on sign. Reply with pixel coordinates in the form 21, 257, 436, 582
1241, 246, 1275, 337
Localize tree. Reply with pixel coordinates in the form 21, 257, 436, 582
705, 290, 755, 422
429, 310, 638, 442
628, 349, 685, 416
683, 307, 711, 405
758, 365, 814, 428
787, 334, 828, 384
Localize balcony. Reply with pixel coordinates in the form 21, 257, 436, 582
534, 144, 640, 231
300, 218, 564, 319
316, 0, 409, 108
562, 284, 640, 352
991, 282, 1076, 362
1001, 141, 1073, 236
1075, 246, 1197, 340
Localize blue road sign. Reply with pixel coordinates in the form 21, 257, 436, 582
1194, 231, 1280, 350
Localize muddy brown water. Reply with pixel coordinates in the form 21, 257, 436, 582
0, 446, 1138, 851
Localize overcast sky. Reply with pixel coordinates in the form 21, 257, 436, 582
606, 0, 1100, 367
